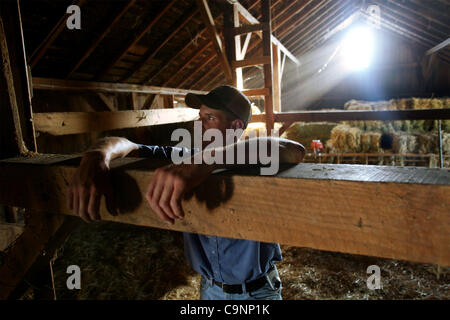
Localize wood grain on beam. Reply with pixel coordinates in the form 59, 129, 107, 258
32, 77, 208, 95
0, 156, 449, 266
33, 108, 200, 135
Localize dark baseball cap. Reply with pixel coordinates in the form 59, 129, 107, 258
185, 85, 252, 126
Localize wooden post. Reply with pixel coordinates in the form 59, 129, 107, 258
0, 1, 79, 299
196, 0, 233, 84
272, 42, 281, 113
261, 0, 274, 134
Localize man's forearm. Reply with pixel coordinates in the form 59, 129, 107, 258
85, 137, 139, 164
195, 137, 305, 170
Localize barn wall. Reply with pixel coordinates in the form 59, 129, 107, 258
281, 28, 450, 112
31, 91, 194, 154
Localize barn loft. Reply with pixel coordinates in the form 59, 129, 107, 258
0, 0, 449, 300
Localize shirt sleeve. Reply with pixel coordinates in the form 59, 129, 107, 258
137, 144, 197, 161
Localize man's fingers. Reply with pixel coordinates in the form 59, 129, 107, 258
170, 182, 185, 219
78, 188, 91, 223
159, 183, 177, 220
147, 177, 174, 225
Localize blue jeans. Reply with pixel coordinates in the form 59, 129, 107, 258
200, 268, 282, 300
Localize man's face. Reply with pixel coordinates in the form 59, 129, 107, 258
198, 105, 244, 149
199, 105, 232, 134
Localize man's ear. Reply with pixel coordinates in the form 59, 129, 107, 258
230, 119, 244, 129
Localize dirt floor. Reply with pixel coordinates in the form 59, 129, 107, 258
22, 221, 449, 300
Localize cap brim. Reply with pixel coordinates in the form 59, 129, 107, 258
185, 93, 204, 109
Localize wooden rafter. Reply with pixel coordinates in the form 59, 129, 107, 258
286, 0, 348, 50
375, 0, 448, 40
161, 41, 212, 87
177, 51, 218, 88
196, 0, 233, 84
30, 0, 87, 69
231, 0, 299, 65
276, 0, 326, 42
121, 5, 199, 82
426, 38, 450, 56
67, 0, 136, 78
1, 156, 449, 266
144, 29, 209, 85
296, 8, 360, 55
96, 0, 177, 80
197, 0, 301, 91
292, 5, 358, 55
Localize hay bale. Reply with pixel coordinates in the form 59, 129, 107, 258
360, 132, 381, 153
243, 122, 282, 139
443, 133, 450, 154
417, 133, 439, 154
343, 100, 372, 130
281, 122, 338, 147
328, 124, 361, 152
406, 134, 418, 153
392, 133, 409, 154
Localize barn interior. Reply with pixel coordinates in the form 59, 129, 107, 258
0, 0, 449, 300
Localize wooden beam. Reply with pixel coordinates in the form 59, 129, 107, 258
0, 156, 449, 266
67, 0, 136, 78
426, 38, 450, 56
230, 0, 299, 65
232, 55, 271, 68
30, 0, 87, 69
33, 108, 200, 135
231, 22, 269, 36
250, 109, 450, 123
32, 77, 208, 96
242, 88, 270, 97
196, 0, 233, 84
96, 0, 177, 80
97, 92, 117, 112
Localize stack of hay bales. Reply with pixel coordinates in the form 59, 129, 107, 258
280, 122, 338, 149
326, 97, 449, 155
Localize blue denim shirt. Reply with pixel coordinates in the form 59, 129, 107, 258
138, 144, 282, 284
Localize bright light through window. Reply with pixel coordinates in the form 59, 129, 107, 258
341, 26, 374, 71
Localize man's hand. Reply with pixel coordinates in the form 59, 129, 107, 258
146, 163, 216, 225
67, 151, 116, 222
